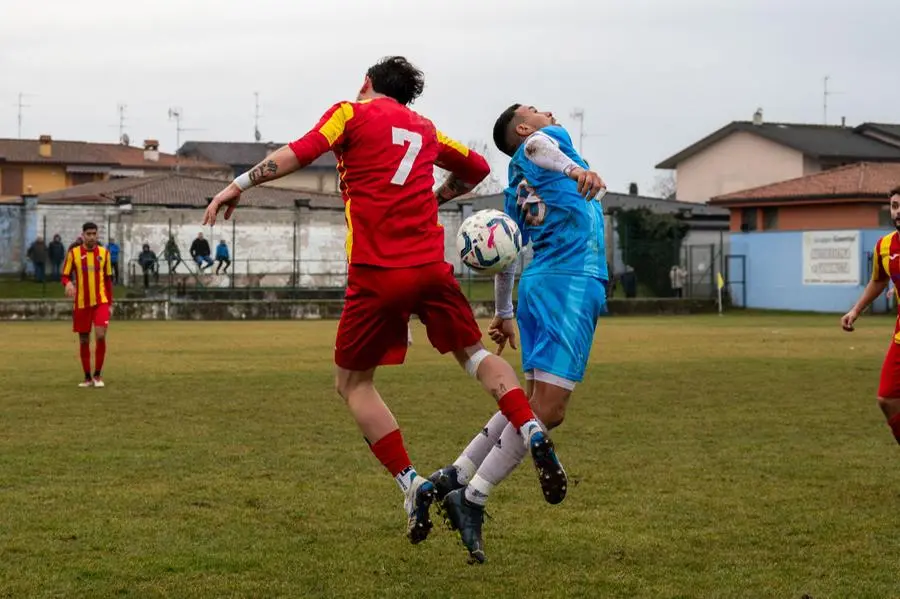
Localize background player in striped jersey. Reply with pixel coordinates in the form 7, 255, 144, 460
430, 104, 607, 563
842, 186, 900, 445
62, 222, 114, 388
203, 57, 567, 545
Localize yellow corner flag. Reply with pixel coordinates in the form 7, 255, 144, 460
717, 272, 725, 290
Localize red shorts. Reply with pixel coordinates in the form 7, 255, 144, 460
879, 341, 900, 398
72, 303, 111, 334
335, 262, 482, 371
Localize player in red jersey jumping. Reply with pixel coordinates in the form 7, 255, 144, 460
203, 57, 567, 547
61, 222, 114, 388
843, 186, 900, 445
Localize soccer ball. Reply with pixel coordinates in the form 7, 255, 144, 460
456, 209, 522, 274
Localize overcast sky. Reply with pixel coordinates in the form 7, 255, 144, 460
1, 0, 897, 195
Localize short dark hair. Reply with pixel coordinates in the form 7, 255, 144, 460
890, 186, 900, 199
492, 104, 522, 157
82, 222, 98, 232
366, 56, 424, 106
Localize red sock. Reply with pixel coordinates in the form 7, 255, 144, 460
79, 342, 91, 378
888, 413, 900, 445
497, 387, 534, 430
94, 339, 107, 376
370, 429, 412, 477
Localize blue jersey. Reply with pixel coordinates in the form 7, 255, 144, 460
503, 125, 607, 281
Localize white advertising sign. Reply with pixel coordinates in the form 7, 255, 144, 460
802, 230, 860, 285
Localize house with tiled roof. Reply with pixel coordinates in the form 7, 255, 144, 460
710, 162, 900, 232
656, 110, 900, 204
0, 136, 231, 200
178, 141, 340, 193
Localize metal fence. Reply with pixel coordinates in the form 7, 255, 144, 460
6, 213, 732, 301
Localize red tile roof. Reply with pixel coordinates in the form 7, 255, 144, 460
36, 173, 343, 209
0, 137, 228, 171
710, 162, 900, 204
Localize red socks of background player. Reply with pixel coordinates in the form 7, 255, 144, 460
888, 413, 900, 445
94, 339, 106, 377
79, 341, 91, 379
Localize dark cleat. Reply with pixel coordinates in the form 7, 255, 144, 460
428, 465, 465, 502
442, 488, 486, 564
529, 431, 568, 505
405, 478, 436, 544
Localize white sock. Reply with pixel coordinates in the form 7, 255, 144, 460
466, 422, 530, 503
464, 474, 495, 506
454, 411, 509, 484
519, 418, 544, 445
395, 466, 417, 493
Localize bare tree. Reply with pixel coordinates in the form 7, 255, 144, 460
433, 140, 505, 196
651, 172, 677, 200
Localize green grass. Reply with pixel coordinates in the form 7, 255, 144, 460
1, 314, 899, 598
0, 279, 66, 299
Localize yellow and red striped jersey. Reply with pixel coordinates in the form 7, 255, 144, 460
61, 245, 113, 309
872, 231, 900, 342
288, 97, 490, 268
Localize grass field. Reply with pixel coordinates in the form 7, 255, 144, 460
2, 314, 899, 598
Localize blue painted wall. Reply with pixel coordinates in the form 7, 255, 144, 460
728, 228, 894, 313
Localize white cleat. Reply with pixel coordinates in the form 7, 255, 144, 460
404, 476, 435, 544
78, 379, 94, 388
92, 377, 105, 388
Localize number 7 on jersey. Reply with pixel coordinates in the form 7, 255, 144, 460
390, 127, 423, 186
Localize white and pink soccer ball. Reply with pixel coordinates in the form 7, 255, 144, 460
456, 209, 523, 274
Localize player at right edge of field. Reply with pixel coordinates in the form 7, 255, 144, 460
430, 104, 608, 563
842, 186, 900, 446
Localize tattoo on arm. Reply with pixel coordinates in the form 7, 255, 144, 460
436, 174, 475, 205
248, 159, 279, 184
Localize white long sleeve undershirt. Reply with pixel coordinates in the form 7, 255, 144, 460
494, 259, 517, 319
523, 131, 579, 176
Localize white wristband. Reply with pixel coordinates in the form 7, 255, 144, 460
234, 172, 253, 192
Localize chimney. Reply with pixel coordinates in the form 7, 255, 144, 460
841, 116, 846, 127
629, 182, 639, 196
38, 135, 52, 158
143, 139, 160, 162
752, 108, 763, 126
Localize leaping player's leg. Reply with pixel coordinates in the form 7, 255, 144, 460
877, 341, 900, 444
334, 266, 435, 544
92, 304, 111, 387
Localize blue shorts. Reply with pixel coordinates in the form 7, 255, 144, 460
517, 273, 606, 383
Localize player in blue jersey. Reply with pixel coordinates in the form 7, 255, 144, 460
430, 104, 608, 563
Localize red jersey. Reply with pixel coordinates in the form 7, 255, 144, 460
288, 97, 490, 268
61, 245, 113, 309
872, 231, 900, 342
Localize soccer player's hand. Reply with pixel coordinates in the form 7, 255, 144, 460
64, 282, 76, 298
488, 316, 517, 355
568, 167, 606, 201
841, 309, 859, 332
204, 184, 242, 226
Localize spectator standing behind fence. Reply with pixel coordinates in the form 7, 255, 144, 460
108, 238, 121, 284
621, 264, 637, 298
138, 243, 159, 289
190, 232, 213, 271
215, 240, 231, 274
164, 235, 182, 273
669, 264, 687, 298
27, 236, 48, 283
48, 234, 65, 281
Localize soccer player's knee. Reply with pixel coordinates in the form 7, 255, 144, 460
78, 334, 90, 345
877, 395, 900, 414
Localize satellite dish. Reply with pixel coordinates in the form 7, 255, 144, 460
121, 133, 130, 146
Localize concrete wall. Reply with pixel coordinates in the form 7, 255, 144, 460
0, 204, 25, 273
2, 202, 472, 284
727, 228, 893, 313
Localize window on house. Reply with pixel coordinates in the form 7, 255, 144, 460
879, 206, 894, 229
0, 167, 24, 196
741, 207, 758, 232
71, 173, 95, 186
762, 207, 778, 230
